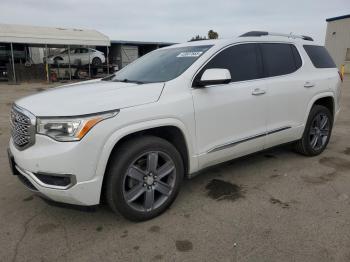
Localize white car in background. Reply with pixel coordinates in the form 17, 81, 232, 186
47, 47, 106, 66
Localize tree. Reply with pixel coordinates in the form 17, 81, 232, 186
189, 30, 219, 41
208, 30, 219, 39
189, 35, 207, 42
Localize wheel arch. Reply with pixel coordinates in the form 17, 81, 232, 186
304, 92, 335, 124
107, 126, 190, 173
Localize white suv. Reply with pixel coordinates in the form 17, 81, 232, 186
8, 31, 342, 221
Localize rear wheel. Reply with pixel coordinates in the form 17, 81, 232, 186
106, 136, 184, 221
295, 105, 333, 156
53, 57, 63, 64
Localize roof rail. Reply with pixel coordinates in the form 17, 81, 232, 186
239, 31, 313, 41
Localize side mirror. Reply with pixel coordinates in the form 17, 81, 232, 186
194, 68, 231, 88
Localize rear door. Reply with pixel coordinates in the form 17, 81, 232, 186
192, 43, 268, 169
65, 48, 77, 64
79, 48, 90, 64
260, 43, 314, 147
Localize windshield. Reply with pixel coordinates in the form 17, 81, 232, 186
109, 45, 212, 83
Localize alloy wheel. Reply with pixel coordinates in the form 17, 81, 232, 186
122, 151, 176, 212
309, 113, 330, 151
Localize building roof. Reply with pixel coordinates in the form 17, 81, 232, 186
326, 14, 350, 22
0, 24, 110, 46
111, 39, 176, 46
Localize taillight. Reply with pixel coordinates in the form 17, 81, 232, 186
338, 71, 343, 82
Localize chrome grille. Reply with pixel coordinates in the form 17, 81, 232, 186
10, 105, 36, 150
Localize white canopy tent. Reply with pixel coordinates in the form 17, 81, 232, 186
0, 24, 110, 82
0, 24, 110, 46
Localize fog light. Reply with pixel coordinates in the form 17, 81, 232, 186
34, 173, 74, 187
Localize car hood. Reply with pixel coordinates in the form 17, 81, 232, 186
15, 79, 165, 116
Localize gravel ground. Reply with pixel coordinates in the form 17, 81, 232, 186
0, 78, 349, 262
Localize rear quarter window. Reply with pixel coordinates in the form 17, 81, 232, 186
303, 45, 336, 68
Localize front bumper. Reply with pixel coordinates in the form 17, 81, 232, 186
8, 134, 104, 206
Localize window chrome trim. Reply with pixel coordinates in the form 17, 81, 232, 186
207, 126, 291, 153
191, 41, 305, 88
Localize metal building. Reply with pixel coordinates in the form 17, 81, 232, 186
325, 14, 350, 73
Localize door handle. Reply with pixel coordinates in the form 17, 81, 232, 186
304, 82, 315, 88
252, 88, 266, 96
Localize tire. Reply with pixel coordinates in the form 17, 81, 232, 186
92, 57, 102, 66
105, 136, 184, 221
295, 105, 333, 156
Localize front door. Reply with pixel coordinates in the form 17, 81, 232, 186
192, 43, 268, 169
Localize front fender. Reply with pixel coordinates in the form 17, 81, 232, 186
94, 118, 198, 184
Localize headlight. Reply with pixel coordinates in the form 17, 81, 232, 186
37, 110, 119, 141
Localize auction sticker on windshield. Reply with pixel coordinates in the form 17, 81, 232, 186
177, 52, 203, 57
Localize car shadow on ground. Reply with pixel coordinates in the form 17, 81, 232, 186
33, 143, 298, 221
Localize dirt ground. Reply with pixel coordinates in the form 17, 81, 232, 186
0, 78, 349, 262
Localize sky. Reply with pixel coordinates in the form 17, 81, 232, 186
0, 0, 349, 44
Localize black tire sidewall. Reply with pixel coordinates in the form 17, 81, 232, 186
302, 105, 333, 156
106, 136, 184, 221
92, 57, 101, 66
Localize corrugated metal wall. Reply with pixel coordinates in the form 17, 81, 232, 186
109, 44, 139, 70
121, 45, 139, 68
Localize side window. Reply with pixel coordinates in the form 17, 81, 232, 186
291, 45, 302, 69
195, 43, 261, 83
260, 43, 301, 77
303, 45, 336, 68
80, 48, 89, 54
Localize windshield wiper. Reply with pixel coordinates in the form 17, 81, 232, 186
115, 78, 146, 84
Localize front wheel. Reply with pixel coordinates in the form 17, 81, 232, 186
92, 57, 102, 66
105, 136, 184, 221
295, 105, 333, 156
